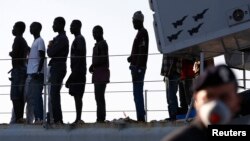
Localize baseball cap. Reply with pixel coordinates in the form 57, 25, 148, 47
193, 64, 238, 92
133, 11, 144, 22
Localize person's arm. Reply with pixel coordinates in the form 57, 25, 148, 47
47, 38, 67, 57
9, 38, 20, 58
37, 50, 45, 73
93, 42, 108, 67
89, 47, 94, 74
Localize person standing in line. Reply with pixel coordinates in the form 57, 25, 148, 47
89, 25, 110, 123
160, 54, 182, 121
26, 22, 45, 124
127, 11, 149, 122
66, 20, 86, 125
9, 21, 30, 123
162, 64, 241, 141
178, 58, 195, 115
47, 17, 69, 124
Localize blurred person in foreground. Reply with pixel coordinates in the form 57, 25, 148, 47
162, 64, 241, 141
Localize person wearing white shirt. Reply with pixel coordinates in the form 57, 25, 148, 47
26, 22, 45, 124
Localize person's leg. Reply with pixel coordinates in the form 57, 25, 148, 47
31, 74, 44, 122
10, 69, 18, 123
12, 99, 24, 122
25, 76, 34, 124
166, 74, 179, 120
70, 75, 85, 123
9, 108, 16, 124
12, 100, 19, 122
10, 68, 26, 122
50, 67, 66, 123
74, 94, 83, 122
178, 80, 188, 114
132, 68, 146, 122
94, 83, 106, 122
183, 78, 194, 106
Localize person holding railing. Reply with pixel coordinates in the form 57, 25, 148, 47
127, 11, 149, 122
89, 25, 110, 123
47, 17, 69, 125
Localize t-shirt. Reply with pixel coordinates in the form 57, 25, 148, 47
70, 35, 86, 74
27, 37, 45, 74
129, 28, 149, 68
10, 36, 30, 68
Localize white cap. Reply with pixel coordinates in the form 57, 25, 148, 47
133, 11, 144, 22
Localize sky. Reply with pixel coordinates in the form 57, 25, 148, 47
0, 0, 245, 124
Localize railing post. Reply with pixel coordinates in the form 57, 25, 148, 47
144, 90, 148, 122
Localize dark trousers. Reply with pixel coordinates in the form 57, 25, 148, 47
94, 83, 107, 122
165, 73, 180, 120
74, 94, 83, 121
178, 78, 193, 112
10, 67, 27, 121
29, 74, 44, 120
49, 65, 66, 123
130, 66, 146, 122
12, 100, 24, 121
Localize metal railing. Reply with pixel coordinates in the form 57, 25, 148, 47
0, 51, 249, 124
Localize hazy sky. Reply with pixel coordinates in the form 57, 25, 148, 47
0, 0, 244, 123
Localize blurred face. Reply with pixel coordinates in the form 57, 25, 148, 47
70, 22, 77, 34
30, 24, 35, 35
52, 20, 59, 32
92, 28, 101, 40
194, 83, 240, 115
132, 19, 139, 29
12, 24, 17, 36
132, 19, 142, 30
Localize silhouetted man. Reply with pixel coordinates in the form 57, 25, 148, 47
47, 17, 69, 124
27, 22, 45, 124
127, 11, 149, 122
161, 54, 182, 121
89, 25, 110, 123
9, 21, 30, 123
66, 20, 86, 125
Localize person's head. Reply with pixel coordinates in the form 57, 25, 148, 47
12, 21, 26, 36
53, 17, 65, 32
70, 20, 82, 35
92, 25, 103, 41
132, 11, 144, 30
30, 22, 42, 36
193, 64, 240, 125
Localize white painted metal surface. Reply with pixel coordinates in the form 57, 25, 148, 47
149, 0, 250, 70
